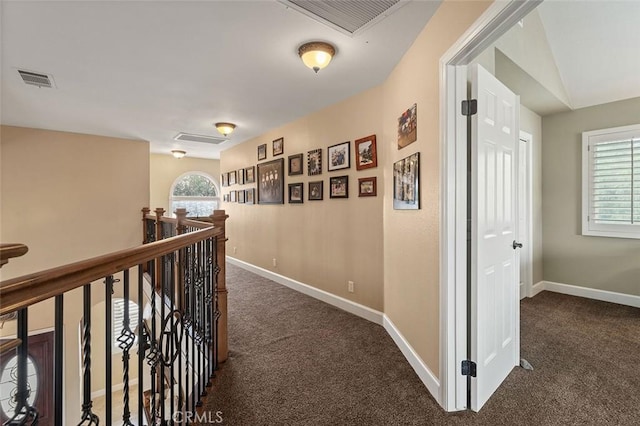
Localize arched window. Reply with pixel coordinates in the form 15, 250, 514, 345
169, 172, 219, 217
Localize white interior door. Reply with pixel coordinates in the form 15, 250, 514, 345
470, 64, 520, 411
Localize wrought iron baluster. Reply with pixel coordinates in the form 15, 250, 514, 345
145, 261, 158, 425
159, 256, 166, 422
55, 294, 64, 426
137, 265, 145, 426
118, 270, 135, 426
105, 276, 113, 426
78, 284, 99, 425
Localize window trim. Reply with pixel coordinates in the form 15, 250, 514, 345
582, 123, 640, 239
169, 171, 220, 218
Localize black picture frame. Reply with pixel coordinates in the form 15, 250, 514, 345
245, 166, 256, 183
288, 153, 304, 176
329, 175, 349, 198
358, 177, 377, 197
273, 137, 284, 156
308, 181, 323, 201
393, 152, 420, 209
230, 190, 237, 203
328, 141, 350, 171
245, 188, 255, 205
257, 158, 285, 204
238, 168, 245, 185
238, 189, 246, 203
308, 148, 322, 176
258, 144, 267, 161
221, 173, 228, 187
288, 183, 304, 204
228, 170, 237, 186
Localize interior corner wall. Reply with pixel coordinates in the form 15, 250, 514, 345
149, 153, 221, 215
541, 97, 640, 296
0, 125, 150, 423
220, 85, 384, 312
381, 0, 492, 380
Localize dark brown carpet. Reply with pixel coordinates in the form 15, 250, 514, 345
203, 264, 640, 425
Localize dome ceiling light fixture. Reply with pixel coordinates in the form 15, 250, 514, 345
171, 150, 186, 159
215, 122, 236, 137
298, 41, 335, 73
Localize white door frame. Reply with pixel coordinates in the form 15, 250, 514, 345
518, 130, 534, 299
438, 0, 542, 411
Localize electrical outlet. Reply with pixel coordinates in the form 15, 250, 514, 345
233, 246, 237, 254
272, 258, 277, 267
348, 281, 354, 293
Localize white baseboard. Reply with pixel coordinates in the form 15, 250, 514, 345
227, 257, 441, 404
91, 378, 139, 400
383, 315, 440, 404
532, 280, 640, 308
226, 257, 384, 325
531, 280, 546, 297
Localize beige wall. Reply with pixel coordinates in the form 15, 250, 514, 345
149, 153, 220, 215
219, 0, 491, 381
221, 86, 385, 311
0, 125, 149, 423
542, 97, 640, 295
381, 0, 492, 379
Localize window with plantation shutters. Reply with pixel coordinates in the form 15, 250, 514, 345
582, 124, 640, 239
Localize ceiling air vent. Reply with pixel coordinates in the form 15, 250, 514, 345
17, 69, 55, 88
174, 133, 227, 145
279, 0, 406, 36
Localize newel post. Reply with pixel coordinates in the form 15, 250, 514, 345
141, 207, 151, 244
154, 208, 165, 241
211, 209, 229, 362
175, 208, 188, 235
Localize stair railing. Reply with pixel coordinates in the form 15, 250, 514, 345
0, 208, 228, 425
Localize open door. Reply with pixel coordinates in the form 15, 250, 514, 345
470, 64, 521, 411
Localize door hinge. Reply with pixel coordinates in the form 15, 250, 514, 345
461, 360, 477, 377
461, 99, 478, 116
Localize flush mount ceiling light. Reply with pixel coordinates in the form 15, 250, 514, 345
171, 150, 186, 159
215, 122, 236, 137
298, 41, 335, 73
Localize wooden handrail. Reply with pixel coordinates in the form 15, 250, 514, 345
0, 226, 223, 316
0, 243, 29, 268
182, 218, 213, 229
0, 338, 22, 356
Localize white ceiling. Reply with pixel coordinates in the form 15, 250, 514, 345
4, 1, 639, 159
537, 0, 640, 110
0, 0, 441, 159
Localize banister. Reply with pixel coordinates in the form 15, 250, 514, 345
0, 243, 29, 268
0, 226, 223, 316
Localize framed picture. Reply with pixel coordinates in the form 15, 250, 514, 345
223, 194, 228, 202
355, 135, 377, 170
245, 188, 255, 205
228, 170, 237, 186
358, 177, 377, 197
398, 103, 417, 149
238, 168, 245, 185
288, 183, 304, 204
329, 175, 348, 199
308, 148, 322, 176
393, 152, 420, 209
328, 141, 350, 171
257, 158, 285, 204
288, 153, 304, 176
238, 189, 246, 203
221, 173, 228, 187
245, 166, 256, 183
308, 181, 323, 201
258, 143, 267, 161
273, 137, 284, 156
230, 190, 237, 203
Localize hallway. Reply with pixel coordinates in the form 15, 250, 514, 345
203, 264, 640, 425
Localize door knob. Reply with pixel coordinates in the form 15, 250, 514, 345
512, 240, 523, 249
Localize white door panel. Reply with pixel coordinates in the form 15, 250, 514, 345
471, 64, 520, 411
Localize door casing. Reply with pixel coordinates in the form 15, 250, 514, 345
438, 0, 543, 412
